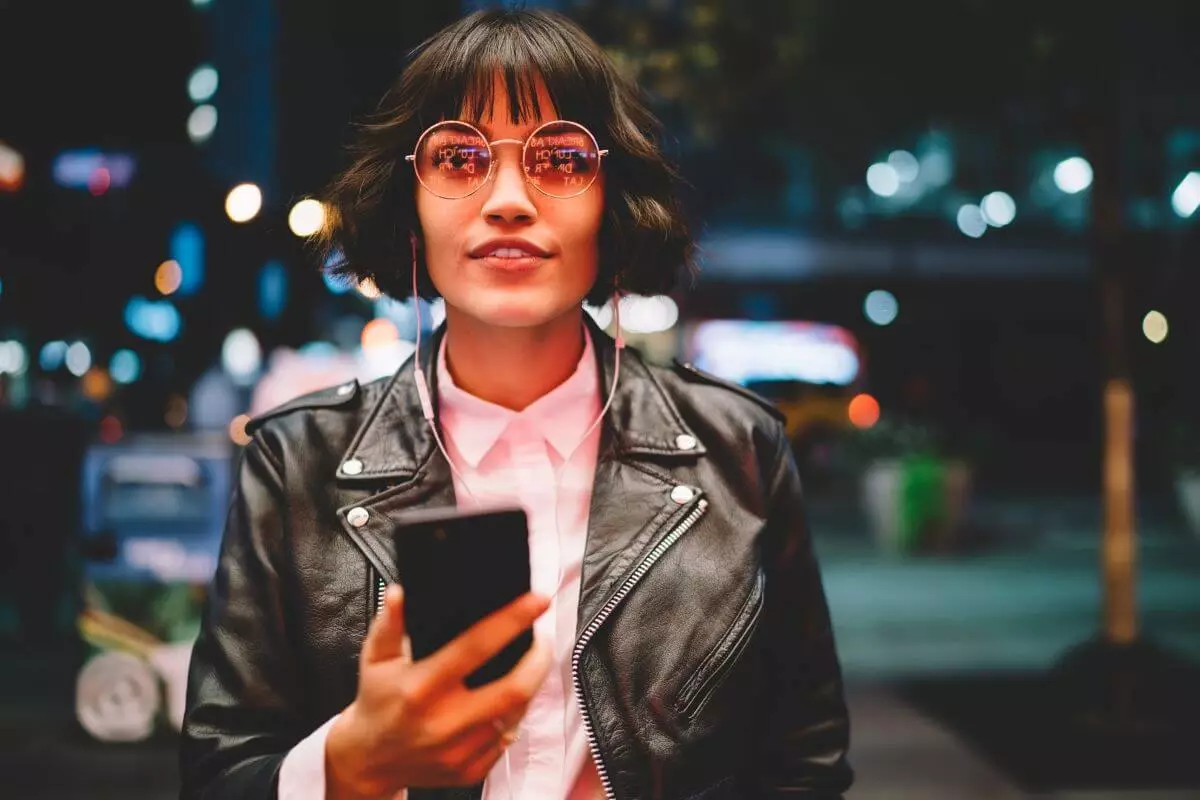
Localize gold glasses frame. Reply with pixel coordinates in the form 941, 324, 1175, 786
404, 119, 609, 200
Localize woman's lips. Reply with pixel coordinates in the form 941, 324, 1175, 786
474, 253, 548, 272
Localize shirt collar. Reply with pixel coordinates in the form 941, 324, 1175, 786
435, 327, 599, 468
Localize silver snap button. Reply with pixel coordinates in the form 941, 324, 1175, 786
342, 458, 364, 476
670, 485, 695, 504
336, 382, 354, 396
347, 507, 369, 527
675, 434, 697, 451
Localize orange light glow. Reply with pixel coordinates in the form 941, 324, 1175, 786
357, 278, 381, 299
361, 318, 399, 350
82, 367, 113, 402
848, 393, 880, 429
165, 395, 188, 428
155, 260, 183, 295
229, 414, 252, 446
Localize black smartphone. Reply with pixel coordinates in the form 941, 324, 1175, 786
391, 505, 532, 688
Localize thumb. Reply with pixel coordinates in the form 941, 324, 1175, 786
361, 583, 409, 665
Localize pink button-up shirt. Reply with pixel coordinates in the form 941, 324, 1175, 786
279, 329, 606, 799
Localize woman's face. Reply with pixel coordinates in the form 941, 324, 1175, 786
415, 75, 605, 331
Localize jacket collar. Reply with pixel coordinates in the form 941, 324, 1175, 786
335, 313, 705, 483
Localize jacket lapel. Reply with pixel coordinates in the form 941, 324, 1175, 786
334, 325, 458, 584
574, 315, 708, 630
331, 315, 710, 621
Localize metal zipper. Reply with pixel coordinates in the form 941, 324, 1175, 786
675, 572, 764, 719
374, 573, 387, 617
571, 497, 709, 800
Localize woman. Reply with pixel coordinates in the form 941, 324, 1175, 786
180, 8, 852, 800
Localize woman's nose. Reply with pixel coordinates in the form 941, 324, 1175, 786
480, 153, 538, 223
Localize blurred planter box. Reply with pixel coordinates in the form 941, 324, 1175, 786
861, 457, 971, 554
1176, 470, 1200, 538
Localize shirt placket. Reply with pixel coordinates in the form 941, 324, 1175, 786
509, 424, 565, 798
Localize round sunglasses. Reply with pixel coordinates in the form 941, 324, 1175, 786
404, 119, 608, 200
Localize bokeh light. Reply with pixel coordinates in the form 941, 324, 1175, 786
225, 183, 262, 223
88, 167, 111, 196
1142, 310, 1168, 344
864, 290, 899, 326
109, 349, 142, 384
0, 341, 27, 375
848, 394, 881, 429
99, 415, 124, 444
165, 395, 189, 428
956, 204, 987, 238
866, 163, 900, 197
288, 199, 326, 237
1053, 157, 1093, 194
357, 278, 381, 300
187, 65, 219, 103
82, 368, 113, 402
66, 342, 92, 377
187, 105, 218, 144
0, 141, 25, 192
981, 191, 1017, 227
1171, 172, 1200, 218
221, 328, 262, 384
229, 414, 253, 446
39, 340, 68, 371
155, 260, 183, 295
361, 318, 400, 350
619, 295, 679, 334
887, 150, 920, 183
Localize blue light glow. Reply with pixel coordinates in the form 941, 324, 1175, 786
258, 260, 288, 321
110, 349, 142, 384
170, 222, 205, 296
52, 149, 136, 189
124, 297, 182, 342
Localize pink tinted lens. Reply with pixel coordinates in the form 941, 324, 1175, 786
524, 122, 600, 197
415, 122, 491, 198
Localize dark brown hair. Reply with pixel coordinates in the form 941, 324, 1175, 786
316, 7, 695, 306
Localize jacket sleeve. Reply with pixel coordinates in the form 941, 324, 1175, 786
746, 423, 853, 797
180, 437, 309, 799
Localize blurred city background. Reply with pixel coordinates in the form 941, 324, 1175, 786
2, 0, 1200, 797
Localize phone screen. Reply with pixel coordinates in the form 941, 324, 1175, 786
391, 506, 532, 688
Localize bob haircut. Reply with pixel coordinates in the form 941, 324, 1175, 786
317, 7, 695, 307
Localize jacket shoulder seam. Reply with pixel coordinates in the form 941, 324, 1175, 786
670, 360, 786, 425
246, 381, 361, 436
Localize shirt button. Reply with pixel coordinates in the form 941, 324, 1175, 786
675, 434, 697, 451
670, 485, 695, 504
342, 458, 364, 476
347, 507, 369, 527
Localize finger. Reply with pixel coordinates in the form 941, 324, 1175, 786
460, 638, 553, 729
461, 735, 510, 786
361, 583, 407, 665
421, 592, 550, 686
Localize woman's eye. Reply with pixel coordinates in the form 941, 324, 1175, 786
432, 147, 483, 172
550, 149, 591, 172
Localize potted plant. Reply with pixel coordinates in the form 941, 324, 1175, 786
847, 417, 976, 555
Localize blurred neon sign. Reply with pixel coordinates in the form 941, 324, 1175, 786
686, 320, 861, 386
52, 149, 136, 190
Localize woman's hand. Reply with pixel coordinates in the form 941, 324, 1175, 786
326, 584, 553, 799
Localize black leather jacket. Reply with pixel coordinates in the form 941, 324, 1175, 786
180, 319, 853, 800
